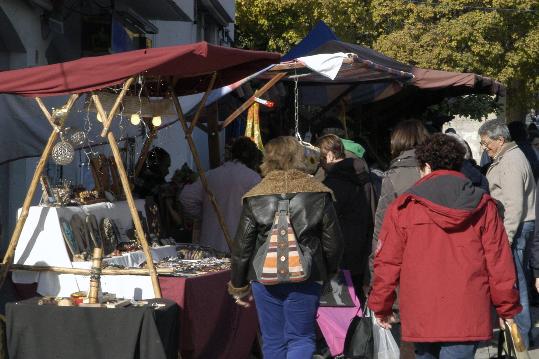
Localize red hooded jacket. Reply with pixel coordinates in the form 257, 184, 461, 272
369, 170, 521, 342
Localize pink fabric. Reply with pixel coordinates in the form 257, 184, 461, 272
316, 270, 362, 356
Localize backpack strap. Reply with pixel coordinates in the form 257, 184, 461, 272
276, 199, 290, 242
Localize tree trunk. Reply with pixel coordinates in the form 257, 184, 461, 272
505, 79, 527, 123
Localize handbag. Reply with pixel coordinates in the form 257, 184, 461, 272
343, 307, 374, 358
253, 199, 311, 284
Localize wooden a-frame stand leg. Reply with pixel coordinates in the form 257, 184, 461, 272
134, 119, 157, 178
169, 73, 234, 251
220, 72, 286, 130
0, 94, 79, 287
92, 77, 162, 298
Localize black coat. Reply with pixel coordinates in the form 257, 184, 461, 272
532, 180, 539, 279
231, 170, 344, 288
323, 158, 373, 279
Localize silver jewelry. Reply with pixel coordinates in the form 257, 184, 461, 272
52, 140, 74, 165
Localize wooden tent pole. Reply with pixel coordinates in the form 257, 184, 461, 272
35, 97, 59, 131
107, 133, 162, 297
100, 77, 136, 137
220, 72, 286, 130
189, 72, 217, 133
0, 94, 79, 286
134, 120, 157, 178
170, 89, 234, 251
93, 92, 162, 298
10, 264, 175, 276
208, 102, 220, 169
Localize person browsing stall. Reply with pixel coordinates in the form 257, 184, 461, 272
369, 134, 521, 358
478, 119, 536, 348
228, 136, 343, 359
180, 137, 262, 253
316, 134, 373, 298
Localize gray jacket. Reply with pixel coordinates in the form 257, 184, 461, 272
486, 142, 536, 242
367, 149, 420, 286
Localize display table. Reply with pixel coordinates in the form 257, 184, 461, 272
11, 201, 176, 299
159, 270, 258, 359
11, 270, 259, 359
6, 298, 179, 359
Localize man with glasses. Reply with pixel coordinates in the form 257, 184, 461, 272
478, 119, 536, 348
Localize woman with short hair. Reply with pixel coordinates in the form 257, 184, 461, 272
369, 134, 521, 358
228, 136, 344, 358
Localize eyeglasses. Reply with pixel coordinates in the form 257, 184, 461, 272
480, 137, 501, 149
479, 139, 492, 148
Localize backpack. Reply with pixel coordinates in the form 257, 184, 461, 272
253, 199, 311, 285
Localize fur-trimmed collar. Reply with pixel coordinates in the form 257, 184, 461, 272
243, 169, 334, 200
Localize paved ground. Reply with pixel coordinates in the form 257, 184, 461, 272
476, 306, 539, 358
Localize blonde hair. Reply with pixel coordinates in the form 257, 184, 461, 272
260, 136, 306, 176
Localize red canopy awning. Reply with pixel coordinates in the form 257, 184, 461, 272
0, 42, 281, 97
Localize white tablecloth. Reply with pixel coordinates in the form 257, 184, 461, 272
12, 201, 177, 299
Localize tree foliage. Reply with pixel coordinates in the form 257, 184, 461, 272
372, 0, 538, 116
235, 0, 372, 53
235, 0, 539, 118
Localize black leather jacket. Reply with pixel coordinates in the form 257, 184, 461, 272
231, 191, 343, 287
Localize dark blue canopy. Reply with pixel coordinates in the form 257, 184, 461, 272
282, 20, 338, 61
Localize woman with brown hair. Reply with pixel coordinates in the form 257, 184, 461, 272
369, 119, 430, 278
367, 119, 429, 358
228, 136, 343, 359
316, 134, 373, 298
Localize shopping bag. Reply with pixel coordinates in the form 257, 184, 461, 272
343, 309, 374, 358
372, 315, 400, 359
497, 320, 531, 359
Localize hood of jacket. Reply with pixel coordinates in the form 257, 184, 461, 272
342, 139, 365, 158
243, 169, 334, 200
325, 158, 362, 186
398, 170, 487, 231
390, 149, 418, 169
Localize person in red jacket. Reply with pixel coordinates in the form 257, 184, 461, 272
369, 133, 521, 358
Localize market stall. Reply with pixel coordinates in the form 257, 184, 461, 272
0, 41, 279, 358
7, 297, 178, 359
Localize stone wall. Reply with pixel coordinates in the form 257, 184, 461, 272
442, 114, 499, 163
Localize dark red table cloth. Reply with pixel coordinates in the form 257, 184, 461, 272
159, 270, 258, 359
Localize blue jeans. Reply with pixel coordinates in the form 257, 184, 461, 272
512, 220, 534, 349
414, 342, 478, 359
251, 281, 322, 359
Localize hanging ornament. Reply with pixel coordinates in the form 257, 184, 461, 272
52, 141, 75, 165
130, 113, 141, 125
52, 106, 69, 123
151, 116, 162, 127
70, 130, 86, 146
253, 97, 275, 108
62, 127, 86, 146
245, 102, 264, 150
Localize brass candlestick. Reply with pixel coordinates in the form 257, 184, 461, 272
88, 247, 103, 304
